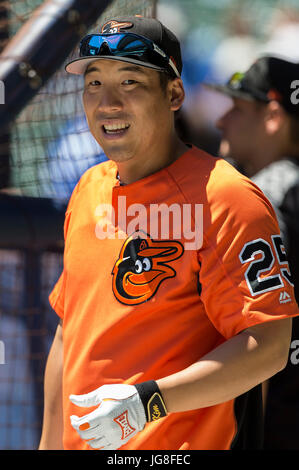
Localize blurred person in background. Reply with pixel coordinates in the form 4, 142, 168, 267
206, 56, 299, 449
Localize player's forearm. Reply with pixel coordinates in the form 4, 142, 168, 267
39, 406, 63, 450
39, 322, 64, 450
157, 318, 292, 413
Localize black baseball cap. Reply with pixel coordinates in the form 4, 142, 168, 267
65, 16, 182, 78
204, 56, 299, 117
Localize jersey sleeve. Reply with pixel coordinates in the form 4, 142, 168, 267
198, 176, 299, 340
49, 271, 65, 319
48, 182, 80, 319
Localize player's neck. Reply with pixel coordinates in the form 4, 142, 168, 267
116, 137, 189, 185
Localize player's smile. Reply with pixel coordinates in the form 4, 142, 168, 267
101, 121, 131, 140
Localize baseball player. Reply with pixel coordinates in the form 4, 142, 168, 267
39, 17, 299, 450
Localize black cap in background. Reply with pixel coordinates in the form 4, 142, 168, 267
205, 56, 299, 117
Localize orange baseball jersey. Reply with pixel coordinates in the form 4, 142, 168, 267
49, 146, 299, 450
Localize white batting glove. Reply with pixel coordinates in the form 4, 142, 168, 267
69, 381, 167, 450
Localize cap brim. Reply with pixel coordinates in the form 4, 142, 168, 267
65, 55, 166, 75
202, 82, 256, 102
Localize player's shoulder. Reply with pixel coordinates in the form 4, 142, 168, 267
65, 160, 116, 211
71, 160, 115, 196
252, 157, 299, 208
77, 160, 116, 188
170, 146, 271, 213
169, 145, 246, 189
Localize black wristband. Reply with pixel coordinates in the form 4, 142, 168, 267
135, 380, 167, 422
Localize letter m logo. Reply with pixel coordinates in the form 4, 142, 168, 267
114, 410, 136, 440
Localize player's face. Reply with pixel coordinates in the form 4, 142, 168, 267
216, 98, 266, 166
82, 59, 183, 165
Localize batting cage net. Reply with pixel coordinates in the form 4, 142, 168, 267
8, 0, 157, 200
0, 0, 156, 450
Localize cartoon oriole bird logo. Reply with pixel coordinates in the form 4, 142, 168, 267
112, 231, 184, 305
101, 20, 133, 34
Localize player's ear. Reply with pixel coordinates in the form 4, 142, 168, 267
264, 100, 286, 135
168, 78, 185, 112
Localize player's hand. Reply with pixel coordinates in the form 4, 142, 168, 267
69, 381, 167, 450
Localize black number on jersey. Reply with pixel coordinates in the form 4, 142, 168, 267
239, 236, 293, 296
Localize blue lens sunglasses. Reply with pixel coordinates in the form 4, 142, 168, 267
79, 33, 180, 78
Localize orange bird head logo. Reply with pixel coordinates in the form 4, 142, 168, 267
112, 231, 184, 305
101, 20, 133, 34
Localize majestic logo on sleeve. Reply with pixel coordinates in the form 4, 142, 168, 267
101, 20, 133, 34
112, 231, 184, 305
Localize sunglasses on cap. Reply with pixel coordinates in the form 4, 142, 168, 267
79, 33, 181, 78
228, 72, 245, 88
227, 71, 270, 102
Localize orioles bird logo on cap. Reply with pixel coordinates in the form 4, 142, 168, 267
101, 20, 133, 34
112, 231, 184, 305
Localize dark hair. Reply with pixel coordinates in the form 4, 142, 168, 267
159, 71, 175, 94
